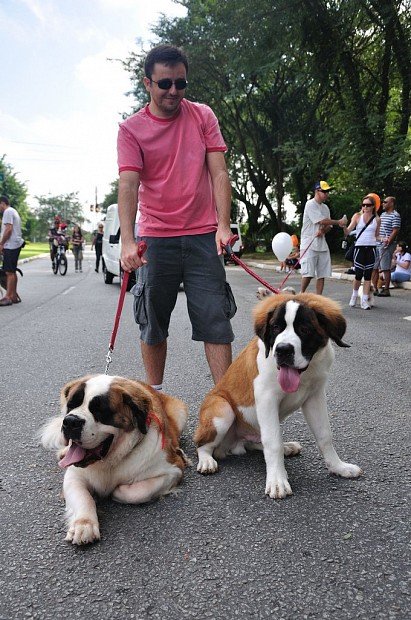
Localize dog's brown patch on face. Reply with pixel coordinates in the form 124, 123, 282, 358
253, 293, 348, 348
108, 379, 151, 433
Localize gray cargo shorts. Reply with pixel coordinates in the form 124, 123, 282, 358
131, 233, 237, 345
375, 241, 396, 271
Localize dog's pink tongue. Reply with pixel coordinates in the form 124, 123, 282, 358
278, 367, 301, 393
59, 444, 86, 468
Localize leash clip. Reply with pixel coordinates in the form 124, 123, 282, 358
104, 347, 113, 375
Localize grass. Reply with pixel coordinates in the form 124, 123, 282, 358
20, 242, 50, 260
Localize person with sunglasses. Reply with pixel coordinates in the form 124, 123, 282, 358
117, 44, 235, 393
372, 196, 401, 297
343, 195, 381, 309
300, 181, 347, 295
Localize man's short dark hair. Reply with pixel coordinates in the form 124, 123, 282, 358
144, 44, 188, 79
0, 195, 10, 205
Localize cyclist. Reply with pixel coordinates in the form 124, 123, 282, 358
48, 217, 68, 268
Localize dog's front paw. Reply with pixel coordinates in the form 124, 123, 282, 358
197, 453, 219, 475
66, 519, 100, 545
329, 461, 363, 478
265, 473, 292, 499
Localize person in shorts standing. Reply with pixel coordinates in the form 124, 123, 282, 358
372, 196, 401, 297
117, 44, 235, 391
0, 195, 23, 305
343, 194, 380, 309
300, 181, 347, 295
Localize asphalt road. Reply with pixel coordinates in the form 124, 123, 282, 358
1, 251, 410, 620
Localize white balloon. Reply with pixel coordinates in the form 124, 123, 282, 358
272, 232, 293, 261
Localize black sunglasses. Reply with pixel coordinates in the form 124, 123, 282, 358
362, 203, 373, 207
320, 189, 330, 193
150, 78, 188, 90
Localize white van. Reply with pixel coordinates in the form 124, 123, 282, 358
224, 223, 244, 264
102, 204, 138, 291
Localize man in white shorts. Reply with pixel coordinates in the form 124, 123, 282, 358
300, 181, 347, 295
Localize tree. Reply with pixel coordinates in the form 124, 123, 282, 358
101, 179, 119, 212
33, 193, 85, 239
0, 155, 30, 228
120, 0, 410, 247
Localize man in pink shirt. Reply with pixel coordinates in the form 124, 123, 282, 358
117, 44, 235, 391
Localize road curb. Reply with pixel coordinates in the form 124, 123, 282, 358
244, 261, 411, 290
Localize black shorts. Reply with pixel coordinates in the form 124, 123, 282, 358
353, 246, 377, 281
132, 233, 236, 345
2, 247, 21, 272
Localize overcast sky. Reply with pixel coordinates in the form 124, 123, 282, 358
0, 0, 186, 222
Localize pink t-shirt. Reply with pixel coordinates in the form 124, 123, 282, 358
117, 99, 227, 237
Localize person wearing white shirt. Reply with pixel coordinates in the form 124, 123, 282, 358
300, 181, 347, 295
0, 195, 23, 306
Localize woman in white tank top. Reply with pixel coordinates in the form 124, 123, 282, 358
343, 194, 381, 310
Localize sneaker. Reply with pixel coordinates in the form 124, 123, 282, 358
345, 268, 355, 275
349, 296, 358, 307
377, 289, 391, 297
361, 300, 371, 310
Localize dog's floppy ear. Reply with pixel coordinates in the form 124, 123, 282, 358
254, 295, 290, 358
297, 294, 350, 348
255, 309, 276, 358
122, 392, 150, 435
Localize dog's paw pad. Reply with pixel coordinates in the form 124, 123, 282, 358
66, 519, 100, 545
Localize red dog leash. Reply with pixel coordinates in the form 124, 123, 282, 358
222, 234, 318, 294
105, 241, 147, 374
222, 236, 281, 294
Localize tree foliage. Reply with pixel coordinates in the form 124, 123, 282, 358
33, 193, 85, 240
101, 179, 119, 212
120, 0, 411, 245
0, 155, 30, 227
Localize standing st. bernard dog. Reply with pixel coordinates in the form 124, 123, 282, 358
41, 375, 188, 545
194, 293, 362, 498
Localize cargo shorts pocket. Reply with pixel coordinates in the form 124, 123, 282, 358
223, 282, 237, 319
132, 282, 148, 326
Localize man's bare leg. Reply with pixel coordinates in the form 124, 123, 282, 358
315, 277, 325, 295
141, 340, 167, 385
204, 342, 232, 384
6, 272, 18, 301
300, 276, 312, 293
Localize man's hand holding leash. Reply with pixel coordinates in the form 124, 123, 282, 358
120, 241, 148, 273
216, 225, 233, 256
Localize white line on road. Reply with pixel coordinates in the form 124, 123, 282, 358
62, 286, 76, 295
404, 316, 411, 321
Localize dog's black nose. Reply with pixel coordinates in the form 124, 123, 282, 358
275, 343, 295, 364
62, 414, 85, 441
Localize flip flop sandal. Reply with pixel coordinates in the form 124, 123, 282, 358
0, 298, 13, 306
12, 295, 22, 303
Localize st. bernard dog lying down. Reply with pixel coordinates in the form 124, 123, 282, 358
194, 293, 363, 498
41, 375, 188, 545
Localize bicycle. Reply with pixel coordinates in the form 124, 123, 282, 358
52, 243, 68, 276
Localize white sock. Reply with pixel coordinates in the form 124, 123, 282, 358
151, 384, 163, 391
362, 295, 369, 303
351, 291, 358, 300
